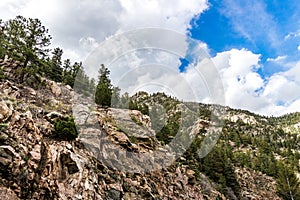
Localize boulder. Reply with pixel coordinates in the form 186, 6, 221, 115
0, 101, 12, 122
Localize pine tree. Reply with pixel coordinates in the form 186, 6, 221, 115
65, 61, 82, 88
119, 92, 130, 109
201, 145, 240, 198
0, 19, 5, 59
2, 16, 51, 68
95, 64, 112, 107
62, 59, 73, 86
47, 47, 63, 82
276, 162, 300, 200
73, 62, 90, 95
111, 86, 121, 108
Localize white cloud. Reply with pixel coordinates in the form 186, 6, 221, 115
0, 0, 209, 61
298, 45, 300, 51
266, 55, 287, 62
212, 49, 267, 111
118, 0, 208, 33
211, 48, 300, 116
0, 0, 27, 20
262, 75, 300, 103
83, 29, 223, 106
285, 30, 300, 40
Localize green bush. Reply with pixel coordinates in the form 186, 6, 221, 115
0, 67, 5, 80
52, 117, 78, 140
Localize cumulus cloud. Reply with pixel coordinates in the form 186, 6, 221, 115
212, 49, 267, 111
118, 0, 208, 33
211, 48, 300, 116
0, 0, 208, 61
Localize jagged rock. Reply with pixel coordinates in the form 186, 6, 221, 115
123, 192, 138, 200
227, 113, 257, 124
72, 104, 90, 125
0, 145, 21, 159
109, 108, 155, 139
29, 144, 41, 161
0, 100, 12, 122
130, 110, 151, 128
42, 78, 62, 97
60, 152, 80, 175
49, 98, 59, 107
0, 68, 289, 200
0, 187, 19, 200
0, 131, 9, 142
106, 188, 122, 200
186, 168, 195, 176
111, 131, 129, 144
23, 86, 36, 96
235, 167, 281, 200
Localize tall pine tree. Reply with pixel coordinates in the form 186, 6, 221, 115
0, 19, 5, 59
95, 64, 112, 107
2, 16, 51, 68
47, 47, 63, 82
276, 162, 300, 200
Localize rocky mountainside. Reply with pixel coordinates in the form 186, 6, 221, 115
0, 58, 299, 199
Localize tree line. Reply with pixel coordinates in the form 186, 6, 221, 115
0, 16, 134, 109
0, 15, 89, 88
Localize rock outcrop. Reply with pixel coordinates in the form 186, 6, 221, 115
0, 60, 284, 199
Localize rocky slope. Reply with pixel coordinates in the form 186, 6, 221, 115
0, 58, 290, 199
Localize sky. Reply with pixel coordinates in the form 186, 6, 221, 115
1, 0, 300, 116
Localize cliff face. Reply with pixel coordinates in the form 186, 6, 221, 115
0, 59, 283, 199
0, 75, 224, 199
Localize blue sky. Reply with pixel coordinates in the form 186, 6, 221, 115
187, 0, 300, 77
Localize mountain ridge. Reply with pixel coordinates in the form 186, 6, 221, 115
1, 57, 300, 199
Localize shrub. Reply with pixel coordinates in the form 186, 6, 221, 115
0, 123, 8, 131
52, 117, 78, 140
0, 67, 5, 80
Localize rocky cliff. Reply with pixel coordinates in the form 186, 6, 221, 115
0, 59, 285, 199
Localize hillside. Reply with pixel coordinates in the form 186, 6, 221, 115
0, 15, 300, 200
1, 58, 300, 200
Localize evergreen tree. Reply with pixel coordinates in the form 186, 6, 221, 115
111, 86, 121, 108
201, 146, 240, 198
129, 99, 138, 110
62, 59, 73, 86
2, 16, 51, 68
95, 64, 112, 107
73, 62, 90, 95
64, 60, 82, 88
276, 162, 300, 200
47, 47, 63, 82
89, 78, 96, 94
0, 19, 5, 59
119, 92, 130, 109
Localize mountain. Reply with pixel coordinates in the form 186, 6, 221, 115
0, 58, 300, 200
